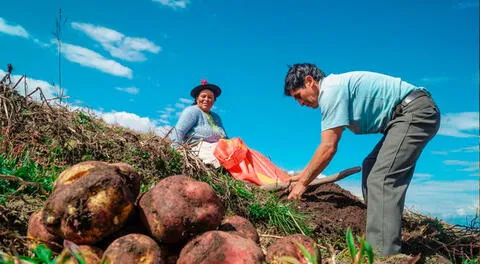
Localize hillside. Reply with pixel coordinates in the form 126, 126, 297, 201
0, 75, 478, 264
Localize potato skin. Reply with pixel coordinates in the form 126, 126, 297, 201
53, 161, 140, 194
101, 234, 165, 264
42, 161, 140, 244
27, 209, 62, 250
266, 234, 320, 264
177, 230, 265, 264
138, 175, 224, 244
219, 215, 259, 243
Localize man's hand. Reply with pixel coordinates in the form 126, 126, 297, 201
287, 182, 308, 200
287, 174, 302, 182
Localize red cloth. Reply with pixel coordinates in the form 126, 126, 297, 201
213, 138, 289, 185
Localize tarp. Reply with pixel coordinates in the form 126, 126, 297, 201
213, 138, 290, 186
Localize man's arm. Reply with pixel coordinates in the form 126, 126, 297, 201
288, 126, 344, 200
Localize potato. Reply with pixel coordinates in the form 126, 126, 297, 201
42, 161, 140, 244
177, 230, 264, 264
53, 161, 140, 194
138, 175, 224, 244
101, 234, 165, 264
27, 209, 62, 251
57, 245, 103, 264
266, 234, 320, 264
95, 209, 148, 250
219, 215, 259, 243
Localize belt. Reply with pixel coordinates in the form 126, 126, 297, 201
400, 90, 430, 107
393, 90, 430, 118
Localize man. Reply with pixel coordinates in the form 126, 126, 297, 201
284, 63, 440, 256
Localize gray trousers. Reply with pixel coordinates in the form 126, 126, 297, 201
362, 94, 440, 256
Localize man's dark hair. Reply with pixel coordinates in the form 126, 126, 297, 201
284, 63, 325, 96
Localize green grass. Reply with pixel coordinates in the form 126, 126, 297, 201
249, 196, 312, 236
0, 152, 59, 197
198, 170, 312, 236
0, 244, 87, 264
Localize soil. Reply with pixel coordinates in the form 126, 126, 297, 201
283, 182, 479, 263
296, 183, 367, 239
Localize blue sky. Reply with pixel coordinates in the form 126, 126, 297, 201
0, 0, 478, 225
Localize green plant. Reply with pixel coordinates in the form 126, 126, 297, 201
249, 196, 312, 236
0, 152, 58, 196
0, 244, 86, 264
75, 112, 92, 125
346, 227, 374, 264
275, 243, 319, 264
153, 148, 183, 176
460, 257, 479, 264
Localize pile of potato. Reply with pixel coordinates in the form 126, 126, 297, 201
27, 161, 319, 264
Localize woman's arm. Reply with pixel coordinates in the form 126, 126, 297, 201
213, 113, 228, 139
172, 106, 199, 144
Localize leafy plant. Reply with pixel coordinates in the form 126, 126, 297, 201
0, 152, 58, 196
346, 227, 374, 264
0, 244, 86, 264
461, 257, 479, 264
275, 242, 319, 264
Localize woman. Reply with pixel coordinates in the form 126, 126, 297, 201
172, 79, 228, 167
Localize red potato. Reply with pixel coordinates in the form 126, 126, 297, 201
266, 234, 320, 264
219, 215, 260, 243
101, 234, 165, 264
138, 175, 224, 244
42, 161, 140, 244
177, 230, 265, 264
27, 209, 62, 251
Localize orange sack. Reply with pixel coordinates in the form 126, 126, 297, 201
213, 138, 290, 186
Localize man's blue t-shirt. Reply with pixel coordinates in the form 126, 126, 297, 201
318, 71, 422, 134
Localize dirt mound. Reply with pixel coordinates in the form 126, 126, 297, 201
297, 183, 366, 239
289, 183, 479, 263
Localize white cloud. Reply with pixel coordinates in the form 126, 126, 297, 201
71, 22, 161, 62
33, 38, 51, 48
116, 86, 139, 95
175, 103, 186, 108
456, 0, 479, 9
451, 145, 479, 153
156, 98, 192, 126
413, 173, 433, 181
101, 111, 156, 133
340, 179, 479, 224
179, 98, 193, 104
419, 76, 453, 84
66, 106, 172, 138
443, 160, 479, 172
159, 119, 170, 125
406, 179, 478, 221
0, 70, 62, 101
0, 17, 29, 38
62, 42, 133, 79
432, 145, 479, 156
431, 150, 448, 155
152, 0, 190, 9
438, 112, 479, 138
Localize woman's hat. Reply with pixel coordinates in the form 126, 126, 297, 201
190, 79, 222, 99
